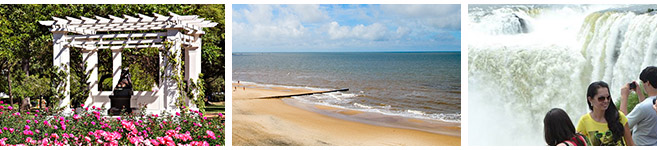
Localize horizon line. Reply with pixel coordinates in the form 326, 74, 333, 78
232, 50, 461, 53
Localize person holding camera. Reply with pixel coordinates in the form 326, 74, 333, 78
621, 66, 657, 146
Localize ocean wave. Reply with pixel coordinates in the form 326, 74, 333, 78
238, 80, 461, 123
293, 94, 461, 123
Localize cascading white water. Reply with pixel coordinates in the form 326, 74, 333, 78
469, 5, 657, 146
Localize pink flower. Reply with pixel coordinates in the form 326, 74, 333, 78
41, 138, 50, 146
110, 140, 118, 146
25, 137, 36, 145
164, 136, 175, 146
206, 130, 216, 140
150, 139, 160, 146
73, 114, 81, 120
176, 112, 181, 116
2, 127, 7, 130
91, 121, 96, 125
190, 141, 209, 146
84, 136, 91, 143
52, 133, 59, 139
157, 137, 165, 145
129, 136, 144, 145
0, 138, 7, 146
166, 130, 177, 137
22, 129, 33, 135
0, 106, 4, 109
81, 104, 85, 107
35, 110, 39, 113
24, 125, 30, 130
26, 120, 31, 124
92, 106, 96, 109
7, 106, 12, 110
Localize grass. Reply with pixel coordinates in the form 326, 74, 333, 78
205, 102, 225, 114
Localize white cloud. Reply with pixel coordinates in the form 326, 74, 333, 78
380, 4, 461, 29
241, 5, 275, 25
233, 4, 461, 51
287, 4, 329, 23
327, 22, 386, 41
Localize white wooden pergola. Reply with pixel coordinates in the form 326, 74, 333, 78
39, 12, 217, 114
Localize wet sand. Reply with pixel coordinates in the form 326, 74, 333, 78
232, 83, 461, 146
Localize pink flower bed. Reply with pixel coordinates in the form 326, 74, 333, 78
0, 102, 224, 146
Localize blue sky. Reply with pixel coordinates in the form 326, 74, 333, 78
233, 4, 461, 52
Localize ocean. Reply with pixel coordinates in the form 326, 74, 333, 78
233, 52, 461, 129
469, 5, 657, 145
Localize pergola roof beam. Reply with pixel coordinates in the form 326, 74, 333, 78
65, 16, 83, 24
137, 13, 155, 21
68, 32, 167, 40
71, 44, 164, 50
67, 21, 168, 28
71, 38, 163, 45
52, 16, 69, 24
79, 16, 98, 24
38, 21, 55, 26
123, 14, 140, 23
95, 15, 111, 23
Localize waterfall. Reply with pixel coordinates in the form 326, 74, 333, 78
468, 5, 657, 145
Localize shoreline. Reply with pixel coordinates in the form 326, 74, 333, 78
232, 82, 461, 146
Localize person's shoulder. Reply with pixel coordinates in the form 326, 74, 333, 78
577, 113, 591, 122
635, 99, 655, 112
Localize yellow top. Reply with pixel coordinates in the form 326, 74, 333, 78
576, 111, 628, 146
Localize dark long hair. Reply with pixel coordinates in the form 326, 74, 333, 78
544, 108, 585, 146
586, 81, 624, 143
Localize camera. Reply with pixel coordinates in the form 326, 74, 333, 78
629, 82, 637, 90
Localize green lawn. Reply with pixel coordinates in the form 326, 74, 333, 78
205, 102, 225, 113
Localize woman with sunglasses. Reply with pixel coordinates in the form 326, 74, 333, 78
544, 108, 589, 146
576, 81, 634, 146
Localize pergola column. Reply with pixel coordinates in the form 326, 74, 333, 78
162, 29, 182, 111
82, 48, 98, 106
112, 50, 122, 91
184, 34, 202, 108
52, 31, 71, 112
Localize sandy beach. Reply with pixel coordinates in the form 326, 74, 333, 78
232, 83, 461, 146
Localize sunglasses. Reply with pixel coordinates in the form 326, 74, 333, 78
595, 130, 612, 139
597, 96, 611, 102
